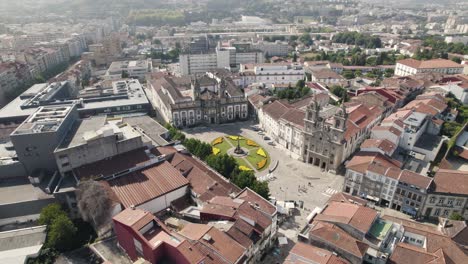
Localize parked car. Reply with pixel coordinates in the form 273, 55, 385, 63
263, 136, 271, 140
268, 141, 276, 146
258, 131, 265, 135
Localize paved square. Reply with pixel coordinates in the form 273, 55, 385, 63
184, 121, 345, 240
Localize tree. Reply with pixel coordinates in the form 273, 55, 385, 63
46, 214, 77, 251
205, 154, 238, 178
121, 70, 129, 78
342, 70, 355, 79
299, 33, 313, 46
232, 171, 256, 189
330, 85, 346, 98
252, 181, 270, 199
452, 57, 462, 64
76, 180, 113, 234
441, 121, 462, 138
292, 52, 297, 62
449, 212, 464, 221
39, 204, 67, 226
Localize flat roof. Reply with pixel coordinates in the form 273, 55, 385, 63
0, 80, 149, 123
123, 115, 169, 146
56, 115, 106, 150
0, 225, 47, 264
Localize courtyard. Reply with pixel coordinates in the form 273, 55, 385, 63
183, 120, 345, 241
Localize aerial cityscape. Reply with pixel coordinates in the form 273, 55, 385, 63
1, 0, 468, 263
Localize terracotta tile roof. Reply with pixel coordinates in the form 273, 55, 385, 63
361, 139, 397, 155
179, 223, 212, 240
200, 203, 237, 219
346, 152, 402, 175
372, 125, 402, 137
280, 108, 306, 129
433, 169, 468, 195
236, 188, 276, 215
439, 218, 468, 249
316, 201, 377, 234
113, 207, 155, 230
309, 221, 369, 259
167, 152, 241, 201
74, 148, 151, 180
344, 104, 382, 141
383, 215, 468, 263
312, 69, 344, 80
107, 161, 189, 208
235, 201, 272, 233
176, 240, 206, 264
398, 58, 463, 69
328, 192, 368, 206
179, 224, 246, 264
398, 170, 433, 190
284, 242, 350, 264
389, 243, 440, 264
262, 100, 292, 120
226, 220, 254, 248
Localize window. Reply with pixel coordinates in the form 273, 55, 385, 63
448, 199, 454, 205
438, 198, 445, 204
434, 209, 440, 216
134, 238, 143, 255
456, 200, 463, 206
443, 210, 449, 216
430, 197, 435, 203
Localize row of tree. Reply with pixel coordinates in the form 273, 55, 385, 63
332, 32, 382, 49
166, 125, 270, 199
422, 37, 468, 56
274, 79, 310, 100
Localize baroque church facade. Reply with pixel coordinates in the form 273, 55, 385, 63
302, 100, 348, 172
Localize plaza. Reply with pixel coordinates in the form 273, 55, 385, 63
184, 121, 345, 241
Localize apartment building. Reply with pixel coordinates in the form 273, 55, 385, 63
179, 45, 264, 75
395, 58, 463, 76
252, 40, 289, 56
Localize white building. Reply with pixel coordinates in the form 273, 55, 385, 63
395, 58, 463, 76
239, 63, 305, 86
179, 53, 218, 75
105, 60, 152, 81
252, 40, 289, 56
179, 46, 264, 76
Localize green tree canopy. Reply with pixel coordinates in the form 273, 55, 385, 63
46, 214, 78, 251
38, 204, 67, 226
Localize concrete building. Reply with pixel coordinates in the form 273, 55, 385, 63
179, 46, 264, 75
10, 104, 79, 175
395, 58, 463, 76
54, 116, 146, 176
179, 52, 218, 76
105, 59, 153, 81
149, 74, 248, 128
252, 40, 289, 57
0, 80, 151, 123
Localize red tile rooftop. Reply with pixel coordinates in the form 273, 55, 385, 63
107, 160, 189, 208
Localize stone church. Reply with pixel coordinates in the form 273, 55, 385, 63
302, 99, 348, 172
